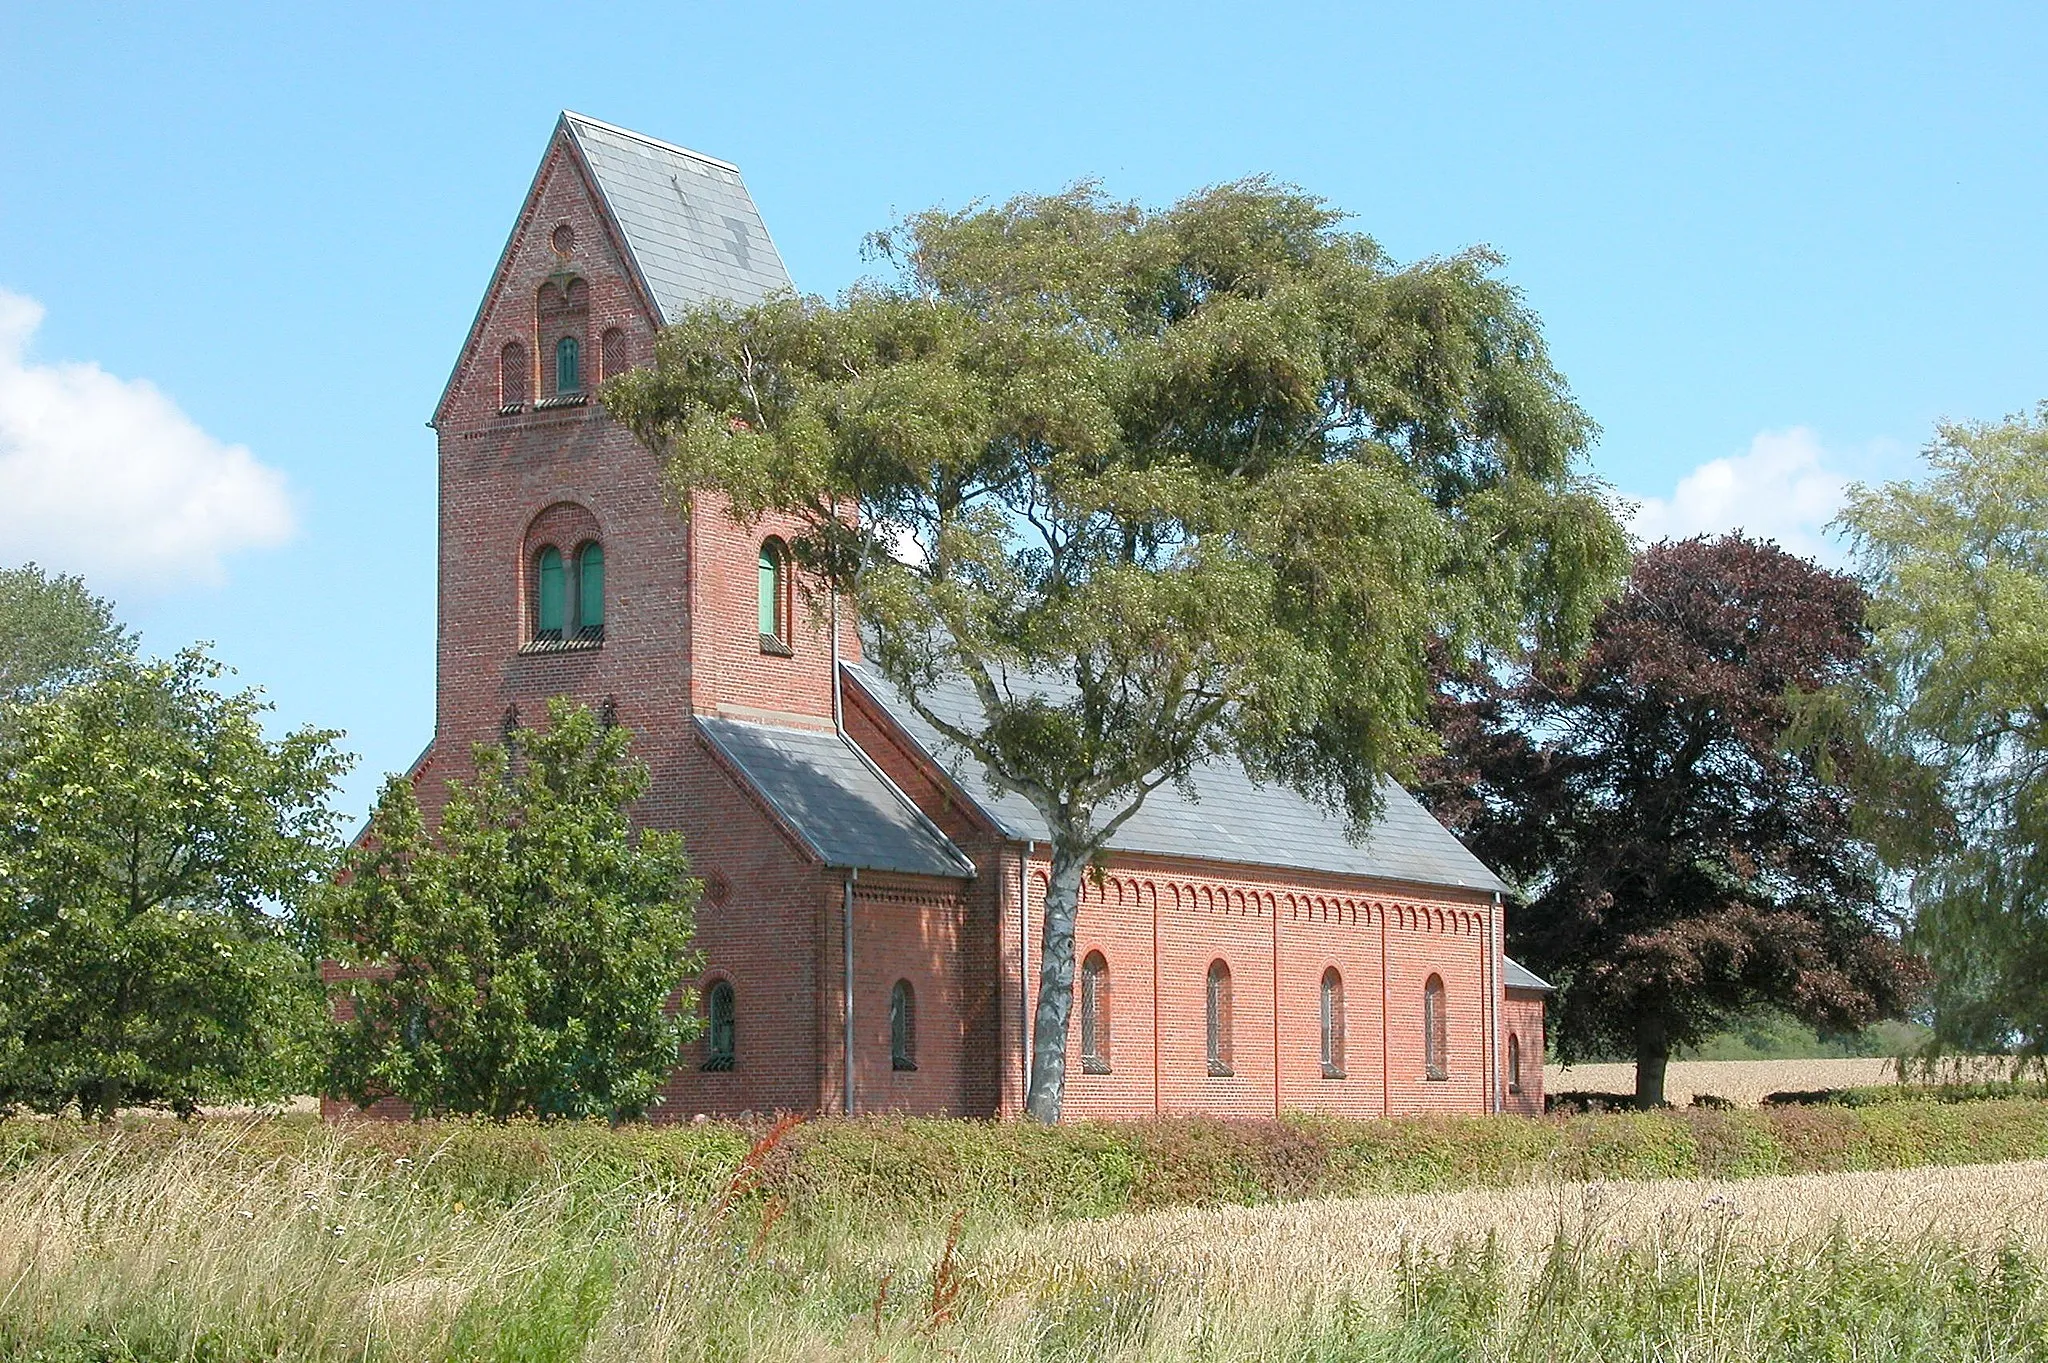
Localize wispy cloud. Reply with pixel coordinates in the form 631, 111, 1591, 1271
0, 290, 294, 590
1627, 426, 1851, 562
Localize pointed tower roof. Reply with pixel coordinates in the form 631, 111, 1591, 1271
433, 113, 792, 425
559, 112, 793, 322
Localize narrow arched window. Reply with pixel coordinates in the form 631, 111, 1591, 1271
535, 547, 565, 638
1205, 960, 1233, 1076
499, 341, 527, 409
555, 336, 581, 394
1080, 951, 1110, 1074
702, 981, 735, 1071
1320, 967, 1345, 1077
601, 326, 627, 382
890, 979, 917, 1071
1507, 1033, 1522, 1095
758, 540, 788, 649
1424, 974, 1448, 1080
576, 541, 604, 637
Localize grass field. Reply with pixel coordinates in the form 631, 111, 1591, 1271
9, 1103, 2048, 1361
1547, 1055, 2018, 1105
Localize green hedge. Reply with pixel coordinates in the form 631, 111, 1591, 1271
9, 1098, 2048, 1227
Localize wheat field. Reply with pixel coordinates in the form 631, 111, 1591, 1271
1543, 1055, 2019, 1105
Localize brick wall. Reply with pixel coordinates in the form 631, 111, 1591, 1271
1502, 989, 1547, 1115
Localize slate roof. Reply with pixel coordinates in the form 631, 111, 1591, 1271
844, 662, 1511, 896
1504, 958, 1554, 993
561, 113, 793, 323
695, 716, 975, 879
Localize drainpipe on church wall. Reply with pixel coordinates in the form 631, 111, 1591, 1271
1489, 892, 1503, 1114
1019, 841, 1034, 1113
843, 868, 857, 1116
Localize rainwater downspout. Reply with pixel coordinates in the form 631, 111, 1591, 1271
1019, 840, 1034, 1111
843, 867, 857, 1116
1490, 892, 1504, 1115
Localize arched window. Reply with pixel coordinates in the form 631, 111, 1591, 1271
1424, 974, 1448, 1080
1507, 1033, 1523, 1095
601, 326, 627, 382
702, 981, 735, 1071
555, 336, 581, 394
758, 540, 788, 649
576, 541, 605, 637
1080, 951, 1110, 1074
499, 341, 527, 409
1320, 967, 1345, 1078
889, 979, 917, 1072
535, 547, 565, 638
1205, 960, 1233, 1076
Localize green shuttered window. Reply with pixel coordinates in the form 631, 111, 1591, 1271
758, 542, 782, 641
536, 547, 565, 636
555, 336, 581, 394
577, 542, 604, 633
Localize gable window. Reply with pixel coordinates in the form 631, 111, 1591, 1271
889, 979, 917, 1072
1205, 960, 1233, 1076
576, 541, 605, 638
1320, 967, 1345, 1078
1507, 1033, 1522, 1096
555, 336, 582, 395
758, 539, 790, 653
535, 547, 566, 639
499, 341, 527, 411
1079, 951, 1110, 1074
1424, 974, 1449, 1080
702, 980, 736, 1071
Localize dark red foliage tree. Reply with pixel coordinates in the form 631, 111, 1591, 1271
1420, 535, 1923, 1106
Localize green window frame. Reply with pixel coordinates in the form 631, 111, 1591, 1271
576, 541, 604, 635
555, 335, 581, 394
536, 547, 565, 637
702, 980, 736, 1072
758, 541, 783, 642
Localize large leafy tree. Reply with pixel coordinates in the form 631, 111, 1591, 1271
1835, 406, 2048, 1057
1421, 535, 1921, 1105
608, 181, 1627, 1121
0, 648, 346, 1117
0, 562, 133, 710
317, 699, 702, 1121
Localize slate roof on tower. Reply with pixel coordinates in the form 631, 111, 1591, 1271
559, 112, 794, 322
844, 662, 1513, 896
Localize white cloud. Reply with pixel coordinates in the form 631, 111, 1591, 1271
0, 290, 294, 590
1627, 426, 1849, 562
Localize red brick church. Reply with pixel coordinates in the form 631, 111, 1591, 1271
410, 111, 1551, 1122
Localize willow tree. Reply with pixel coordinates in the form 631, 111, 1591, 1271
607, 182, 1627, 1122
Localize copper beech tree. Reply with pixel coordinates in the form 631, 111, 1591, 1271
609, 182, 1626, 1122
1421, 535, 1923, 1106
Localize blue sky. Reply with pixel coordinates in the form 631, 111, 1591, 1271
2, 2, 2044, 816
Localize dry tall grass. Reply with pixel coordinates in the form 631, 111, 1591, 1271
1545, 1055, 2018, 1105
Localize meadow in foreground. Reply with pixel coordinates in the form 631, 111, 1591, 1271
7, 1114, 2048, 1361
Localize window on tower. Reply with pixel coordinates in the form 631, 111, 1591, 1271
576, 541, 605, 639
556, 336, 581, 394
499, 341, 527, 411
758, 539, 790, 654
535, 546, 566, 639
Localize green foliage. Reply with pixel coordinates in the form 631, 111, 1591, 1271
607, 180, 1629, 1120
1836, 403, 2048, 1060
0, 647, 346, 1117
316, 698, 703, 1122
0, 562, 133, 711
1679, 1009, 1930, 1061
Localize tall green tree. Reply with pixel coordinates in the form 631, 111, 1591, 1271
1836, 405, 2048, 1057
317, 699, 702, 1121
1421, 535, 1921, 1106
0, 648, 346, 1117
606, 181, 1628, 1121
0, 563, 133, 709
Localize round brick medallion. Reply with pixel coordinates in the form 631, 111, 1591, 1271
551, 223, 574, 257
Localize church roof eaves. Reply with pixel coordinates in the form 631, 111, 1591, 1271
842, 662, 1512, 897
1504, 958, 1555, 993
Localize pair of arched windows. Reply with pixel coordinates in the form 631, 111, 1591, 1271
534, 541, 604, 642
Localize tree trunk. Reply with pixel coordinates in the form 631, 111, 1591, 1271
1024, 840, 1089, 1124
1634, 1020, 1671, 1108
